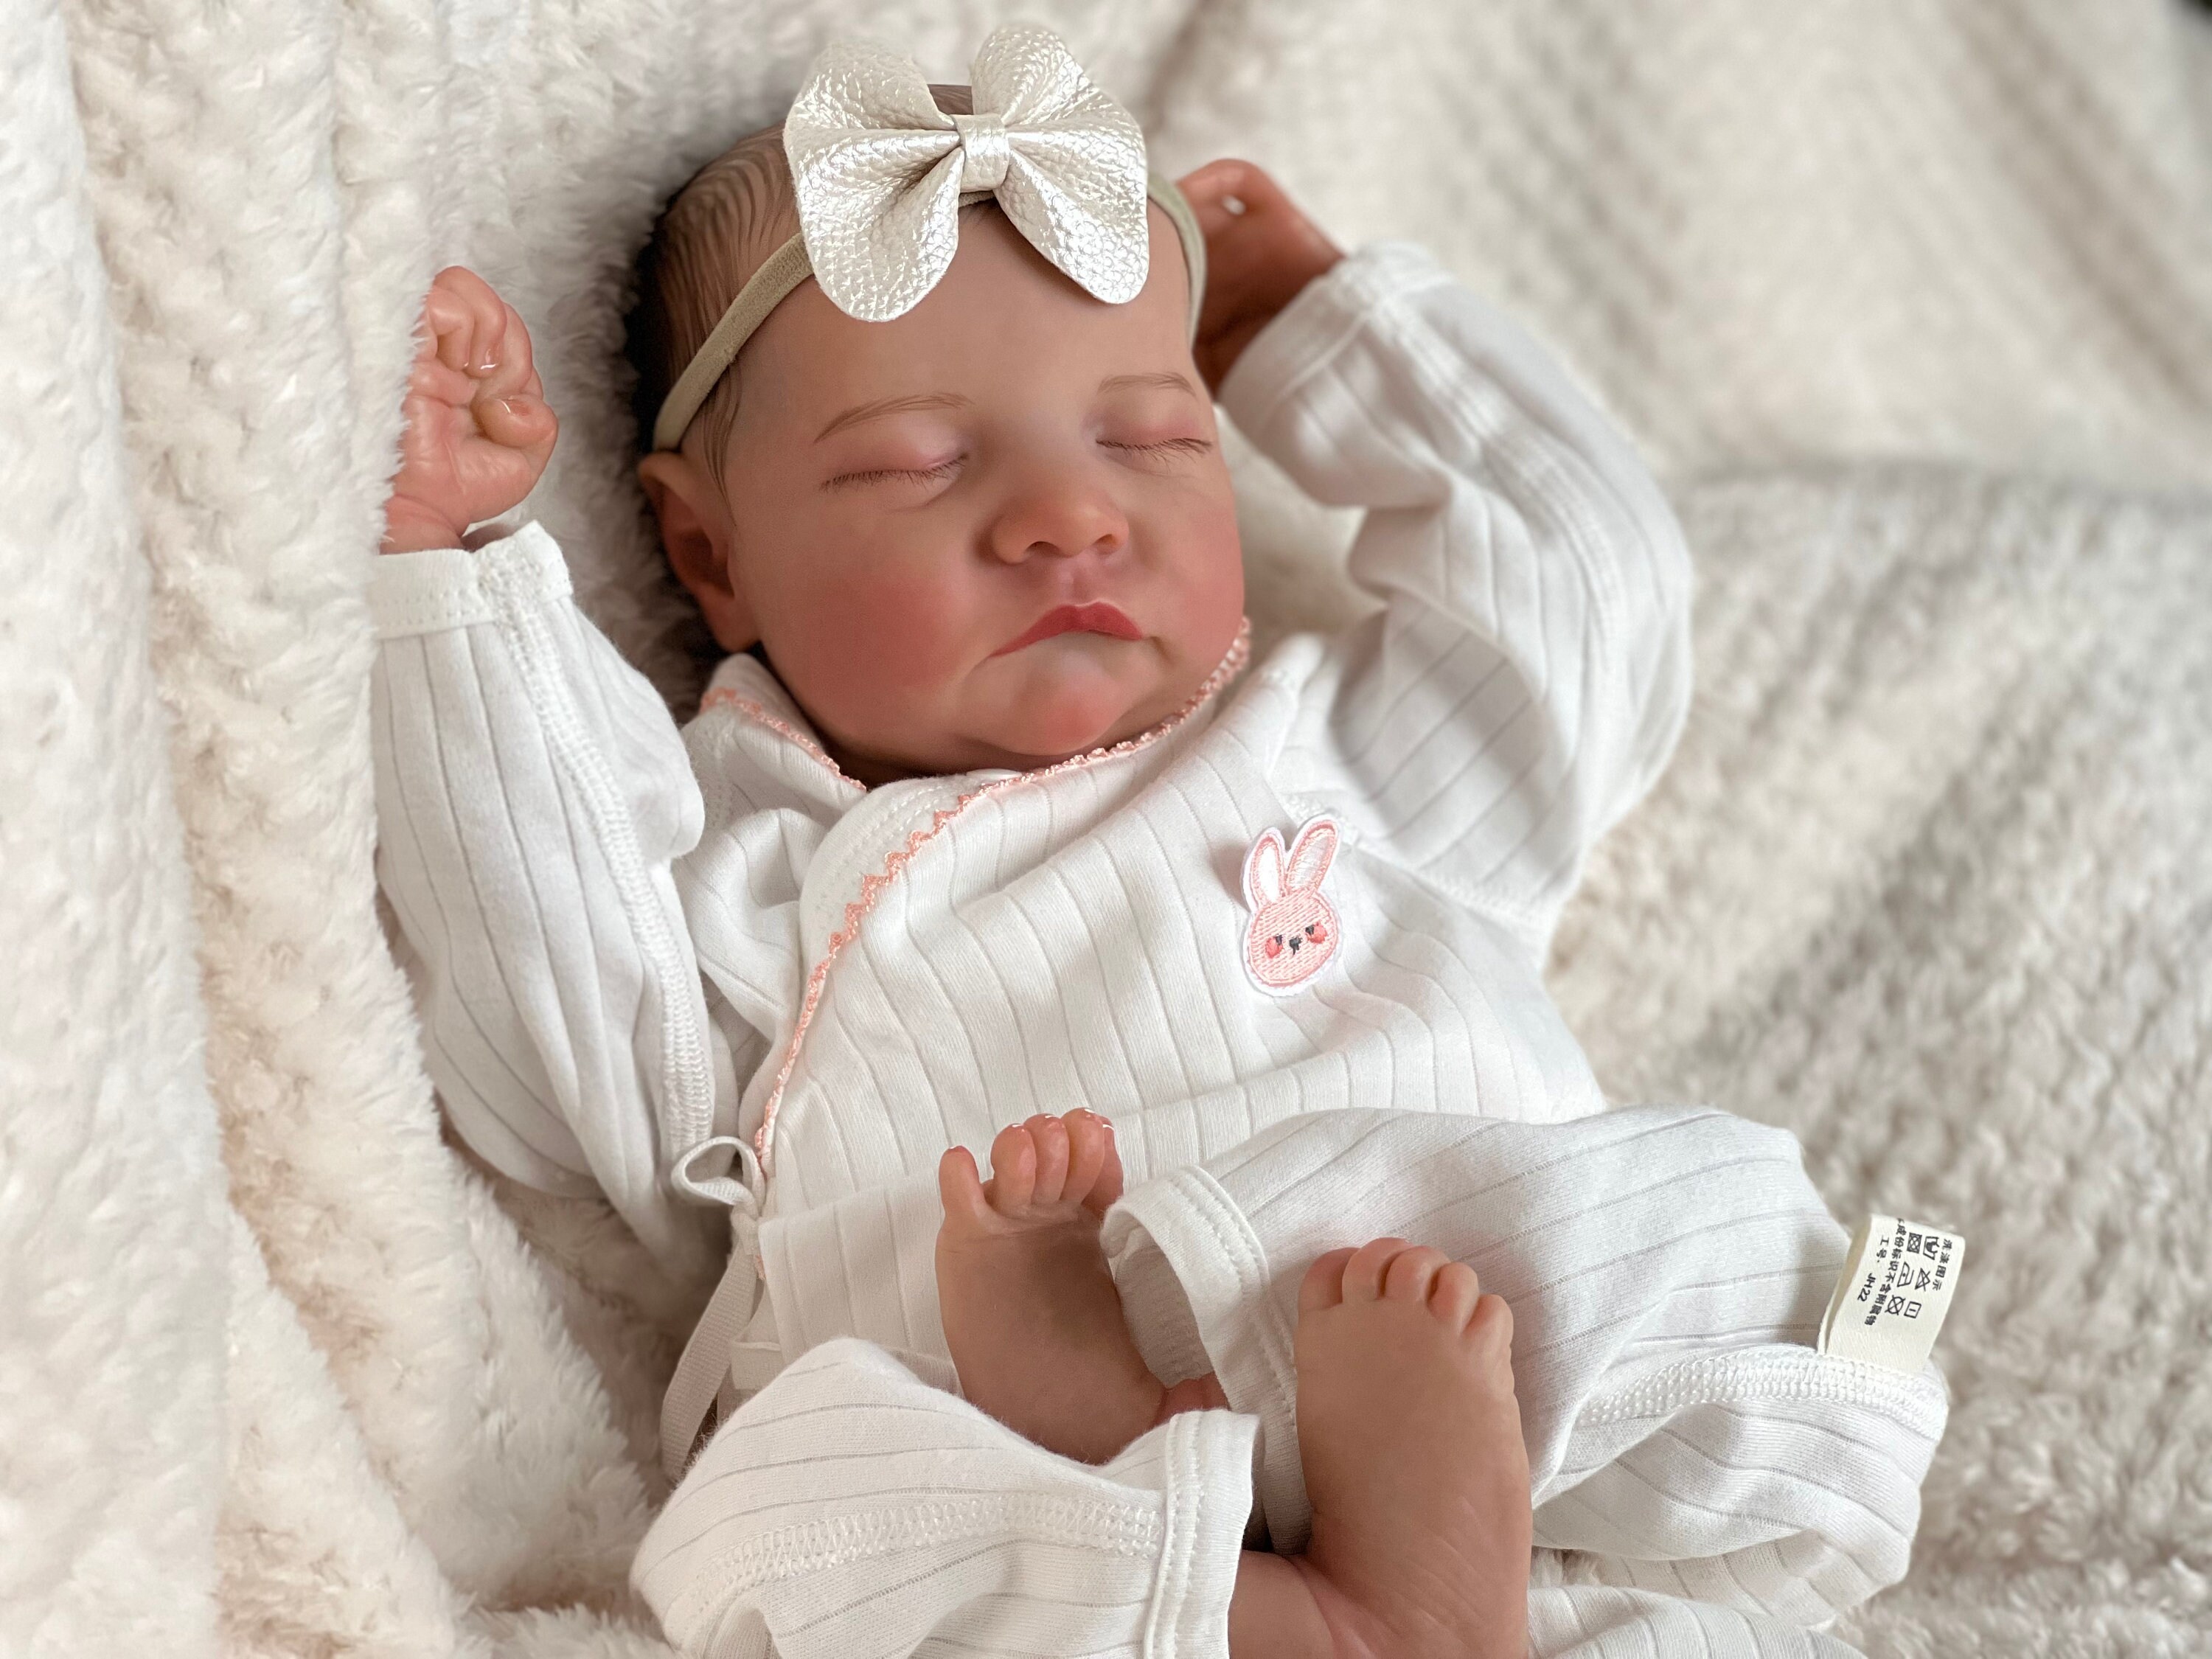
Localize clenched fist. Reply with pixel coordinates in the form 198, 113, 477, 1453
380, 265, 559, 554
1175, 160, 1344, 394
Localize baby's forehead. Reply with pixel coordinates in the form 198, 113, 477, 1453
742, 203, 1195, 400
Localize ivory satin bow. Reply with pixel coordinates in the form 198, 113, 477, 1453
649, 25, 1203, 451
784, 24, 1152, 321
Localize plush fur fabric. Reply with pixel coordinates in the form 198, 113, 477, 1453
1567, 469, 2212, 1657
1, 6, 226, 1652
4, 0, 2209, 1653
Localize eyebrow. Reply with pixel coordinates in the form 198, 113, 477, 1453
1099, 371, 1200, 398
815, 391, 972, 443
813, 372, 1200, 443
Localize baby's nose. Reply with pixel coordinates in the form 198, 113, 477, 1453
987, 474, 1129, 565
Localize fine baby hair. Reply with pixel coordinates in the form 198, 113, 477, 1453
627, 117, 805, 491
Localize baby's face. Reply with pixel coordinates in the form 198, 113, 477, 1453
708, 204, 1244, 782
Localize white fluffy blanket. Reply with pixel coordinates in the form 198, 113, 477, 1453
5, 1, 2210, 1653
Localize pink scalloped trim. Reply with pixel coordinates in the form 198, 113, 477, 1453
700, 688, 866, 790
754, 621, 1253, 1172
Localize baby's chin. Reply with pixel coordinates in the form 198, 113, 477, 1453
968, 643, 1193, 768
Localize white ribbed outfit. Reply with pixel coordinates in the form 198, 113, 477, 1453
370, 242, 1947, 1656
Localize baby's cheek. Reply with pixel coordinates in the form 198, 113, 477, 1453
787, 563, 978, 726
847, 568, 978, 676
1163, 496, 1247, 654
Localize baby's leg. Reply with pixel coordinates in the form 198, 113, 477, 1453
936, 1110, 1223, 1463
1228, 1240, 1531, 1659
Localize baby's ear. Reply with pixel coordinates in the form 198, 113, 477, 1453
1244, 828, 1285, 909
639, 451, 757, 652
1284, 817, 1338, 892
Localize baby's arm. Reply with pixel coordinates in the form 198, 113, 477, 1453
1222, 241, 1694, 956
372, 269, 731, 1285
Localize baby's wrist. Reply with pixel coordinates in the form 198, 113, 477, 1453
1153, 1373, 1231, 1425
380, 500, 468, 554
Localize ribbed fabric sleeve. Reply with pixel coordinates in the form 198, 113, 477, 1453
633, 1339, 1256, 1659
369, 522, 724, 1284
1523, 1576, 1870, 1658
1102, 1105, 1946, 1642
1220, 240, 1695, 959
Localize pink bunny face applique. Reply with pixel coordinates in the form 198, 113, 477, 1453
1242, 816, 1341, 995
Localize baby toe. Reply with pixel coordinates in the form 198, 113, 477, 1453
1464, 1293, 1517, 1377
1339, 1237, 1411, 1304
1381, 1245, 1452, 1306
1299, 1246, 1362, 1315
1427, 1261, 1484, 1329
937, 1145, 990, 1225
1026, 1114, 1072, 1203
987, 1123, 1039, 1211
1063, 1111, 1121, 1212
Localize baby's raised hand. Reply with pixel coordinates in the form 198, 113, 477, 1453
380, 266, 559, 554
1175, 159, 1344, 393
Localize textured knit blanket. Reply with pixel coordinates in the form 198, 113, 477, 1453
4, 1, 2210, 1654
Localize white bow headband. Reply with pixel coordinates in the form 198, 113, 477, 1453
650, 24, 1207, 453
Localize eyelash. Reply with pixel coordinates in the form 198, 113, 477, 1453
1105, 437, 1214, 460
827, 437, 1214, 491
826, 459, 964, 491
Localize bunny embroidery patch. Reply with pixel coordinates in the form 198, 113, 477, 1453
1241, 816, 1342, 995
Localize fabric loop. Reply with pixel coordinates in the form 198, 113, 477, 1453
952, 112, 1011, 192
669, 1133, 765, 1210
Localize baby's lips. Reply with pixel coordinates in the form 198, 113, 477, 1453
990, 601, 1144, 657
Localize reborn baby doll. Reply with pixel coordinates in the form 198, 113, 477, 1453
370, 25, 1949, 1659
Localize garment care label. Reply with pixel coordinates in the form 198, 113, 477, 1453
1817, 1214, 1964, 1373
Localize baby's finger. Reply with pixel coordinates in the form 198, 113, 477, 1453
421, 285, 473, 375
405, 339, 478, 414
425, 288, 498, 378
476, 300, 538, 400
395, 389, 451, 463
1175, 158, 1256, 237
473, 391, 557, 456
426, 267, 509, 376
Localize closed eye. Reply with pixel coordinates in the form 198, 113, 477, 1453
1102, 437, 1214, 462
823, 457, 963, 492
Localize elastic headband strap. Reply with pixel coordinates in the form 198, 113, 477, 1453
651, 171, 1208, 453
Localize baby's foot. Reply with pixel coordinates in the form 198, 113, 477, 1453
937, 1111, 1195, 1463
1289, 1239, 1531, 1659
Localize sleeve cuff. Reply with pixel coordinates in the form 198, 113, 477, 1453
1122, 1407, 1256, 1658
1104, 1166, 1311, 1551
369, 520, 573, 639
1216, 240, 1455, 442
